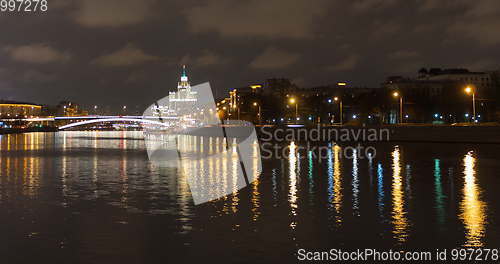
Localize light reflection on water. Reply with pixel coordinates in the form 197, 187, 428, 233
352, 149, 359, 216
460, 151, 487, 247
0, 131, 499, 261
435, 159, 445, 229
391, 146, 409, 243
288, 141, 298, 231
377, 163, 385, 217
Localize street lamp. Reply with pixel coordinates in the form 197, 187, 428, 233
392, 91, 403, 124
334, 96, 343, 125
289, 97, 298, 124
253, 102, 261, 124
465, 86, 476, 123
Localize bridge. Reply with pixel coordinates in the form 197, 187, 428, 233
0, 115, 180, 130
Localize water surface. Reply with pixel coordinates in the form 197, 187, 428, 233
0, 131, 499, 263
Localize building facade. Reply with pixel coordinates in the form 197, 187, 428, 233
384, 67, 498, 122
163, 65, 198, 117
0, 101, 42, 118
418, 68, 495, 97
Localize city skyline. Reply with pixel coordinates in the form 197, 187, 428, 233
1, 0, 500, 108
2, 2, 500, 262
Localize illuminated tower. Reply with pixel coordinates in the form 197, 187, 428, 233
178, 65, 190, 91
168, 65, 198, 115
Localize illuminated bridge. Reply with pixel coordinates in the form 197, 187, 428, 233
0, 116, 180, 130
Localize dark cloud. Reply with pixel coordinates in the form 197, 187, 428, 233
185, 0, 329, 39
327, 55, 360, 72
21, 69, 57, 83
180, 50, 229, 68
91, 43, 161, 67
73, 0, 156, 27
4, 44, 71, 64
352, 0, 397, 12
0, 0, 500, 108
249, 47, 300, 70
389, 50, 420, 60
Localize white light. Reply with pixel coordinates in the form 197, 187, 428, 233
352, 115, 357, 119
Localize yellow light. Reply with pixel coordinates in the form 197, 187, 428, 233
0, 104, 41, 108
465, 86, 472, 94
253, 102, 258, 106
393, 92, 399, 98
250, 85, 262, 89
223, 106, 227, 110
289, 98, 296, 104
334, 97, 339, 101
337, 82, 347, 86
461, 151, 486, 247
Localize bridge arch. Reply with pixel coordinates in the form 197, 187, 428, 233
58, 118, 170, 130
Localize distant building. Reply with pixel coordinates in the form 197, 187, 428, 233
0, 101, 42, 118
57, 101, 86, 116
159, 65, 198, 117
417, 68, 495, 97
384, 76, 450, 98
303, 83, 381, 124
262, 78, 299, 97
383, 67, 498, 122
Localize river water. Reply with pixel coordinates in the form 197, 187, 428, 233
0, 131, 499, 263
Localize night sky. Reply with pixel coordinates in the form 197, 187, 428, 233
1, 0, 500, 109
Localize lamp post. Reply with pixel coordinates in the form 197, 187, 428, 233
327, 98, 332, 124
237, 103, 240, 120
392, 92, 403, 124
289, 97, 298, 124
253, 102, 261, 124
334, 97, 343, 125
465, 86, 476, 122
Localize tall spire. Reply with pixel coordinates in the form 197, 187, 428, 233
182, 65, 187, 78
179, 65, 189, 86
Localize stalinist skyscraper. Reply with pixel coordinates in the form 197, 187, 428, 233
168, 65, 198, 116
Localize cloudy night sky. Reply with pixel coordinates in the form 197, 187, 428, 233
1, 0, 500, 109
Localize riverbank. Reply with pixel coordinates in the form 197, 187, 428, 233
3, 125, 500, 144
255, 124, 500, 144
384, 124, 500, 143
0, 127, 58, 135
